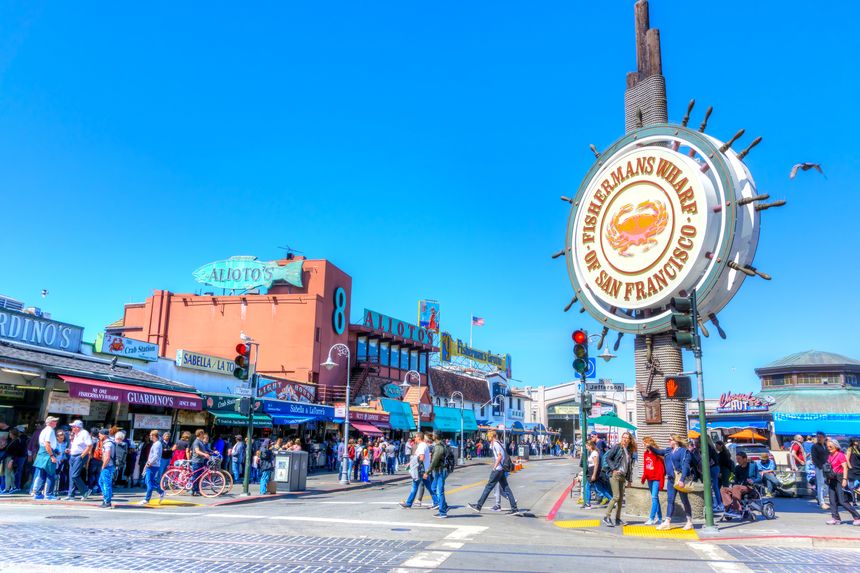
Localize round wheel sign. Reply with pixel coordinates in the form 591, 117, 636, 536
565, 124, 761, 334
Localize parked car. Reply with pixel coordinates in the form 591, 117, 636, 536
726, 442, 770, 464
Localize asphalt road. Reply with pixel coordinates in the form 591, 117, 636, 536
1, 458, 857, 573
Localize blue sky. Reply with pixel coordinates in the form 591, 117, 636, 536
0, 2, 856, 397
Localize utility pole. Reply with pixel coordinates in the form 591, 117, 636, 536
691, 289, 716, 531
241, 345, 259, 496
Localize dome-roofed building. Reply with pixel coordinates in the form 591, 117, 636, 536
755, 350, 860, 388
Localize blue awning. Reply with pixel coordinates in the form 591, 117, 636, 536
432, 406, 462, 433
461, 409, 479, 432
773, 413, 860, 436
380, 398, 417, 431
510, 420, 526, 434
690, 417, 768, 431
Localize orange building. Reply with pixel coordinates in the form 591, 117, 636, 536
111, 257, 352, 395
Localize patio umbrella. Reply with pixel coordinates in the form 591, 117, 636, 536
688, 430, 701, 439
586, 411, 636, 431
727, 429, 767, 442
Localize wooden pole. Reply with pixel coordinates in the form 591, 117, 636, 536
634, 0, 650, 79
645, 28, 662, 76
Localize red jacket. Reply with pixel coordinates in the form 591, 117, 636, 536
641, 449, 665, 489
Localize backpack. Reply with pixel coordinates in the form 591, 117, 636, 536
822, 461, 837, 481
501, 451, 514, 473
443, 445, 457, 473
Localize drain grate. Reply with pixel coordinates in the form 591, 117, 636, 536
46, 515, 89, 520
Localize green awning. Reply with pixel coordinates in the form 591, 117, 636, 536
461, 409, 478, 432
432, 406, 463, 433
212, 411, 273, 428
380, 398, 416, 431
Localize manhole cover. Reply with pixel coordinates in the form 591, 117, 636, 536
46, 515, 89, 520
390, 528, 411, 532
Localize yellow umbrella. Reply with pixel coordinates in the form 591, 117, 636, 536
688, 430, 700, 439
727, 429, 767, 442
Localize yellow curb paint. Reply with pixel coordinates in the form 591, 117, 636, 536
622, 525, 699, 539
554, 519, 601, 528
145, 499, 200, 507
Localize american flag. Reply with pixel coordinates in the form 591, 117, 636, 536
471, 316, 485, 327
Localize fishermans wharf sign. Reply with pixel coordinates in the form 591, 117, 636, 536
439, 332, 510, 374
565, 124, 764, 334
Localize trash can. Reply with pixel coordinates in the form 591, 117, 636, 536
274, 451, 308, 492
517, 445, 530, 460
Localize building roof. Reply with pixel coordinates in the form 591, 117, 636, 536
0, 340, 196, 393
429, 368, 490, 404
763, 350, 860, 368
763, 388, 860, 414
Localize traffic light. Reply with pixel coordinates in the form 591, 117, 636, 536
670, 296, 695, 349
581, 393, 593, 413
665, 375, 692, 399
234, 342, 251, 380
235, 397, 251, 415
572, 329, 589, 374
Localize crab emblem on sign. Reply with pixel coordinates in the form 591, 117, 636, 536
605, 200, 669, 257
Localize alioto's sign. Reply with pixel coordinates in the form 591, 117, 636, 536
362, 309, 435, 346
192, 256, 303, 291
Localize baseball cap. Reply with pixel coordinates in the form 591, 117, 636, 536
45, 416, 60, 424
98, 428, 110, 436
70, 420, 84, 429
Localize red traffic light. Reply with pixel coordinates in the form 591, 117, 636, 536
572, 330, 587, 344
236, 342, 250, 355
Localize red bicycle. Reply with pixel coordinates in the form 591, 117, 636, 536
160, 458, 226, 498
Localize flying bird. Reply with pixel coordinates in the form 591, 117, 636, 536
41, 289, 48, 298
789, 162, 825, 179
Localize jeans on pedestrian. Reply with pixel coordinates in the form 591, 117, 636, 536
666, 475, 692, 520
259, 469, 272, 494
158, 458, 171, 482
32, 466, 56, 497
405, 475, 435, 507
647, 479, 663, 521
475, 469, 517, 510
432, 469, 448, 515
387, 457, 396, 475
87, 458, 101, 490
827, 477, 860, 521
99, 466, 115, 504
710, 465, 723, 508
815, 468, 826, 504
583, 477, 593, 505
604, 473, 626, 521
68, 455, 89, 497
191, 462, 204, 494
761, 473, 780, 495
13, 456, 26, 490
144, 467, 164, 502
593, 475, 612, 501
231, 460, 242, 483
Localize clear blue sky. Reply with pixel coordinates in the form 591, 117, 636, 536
0, 2, 856, 397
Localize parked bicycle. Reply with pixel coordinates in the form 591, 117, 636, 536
160, 456, 226, 497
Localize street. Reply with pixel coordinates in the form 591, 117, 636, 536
2, 458, 858, 573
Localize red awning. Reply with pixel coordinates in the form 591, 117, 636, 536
350, 421, 384, 436
61, 375, 202, 411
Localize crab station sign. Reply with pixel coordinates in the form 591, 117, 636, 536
566, 125, 762, 334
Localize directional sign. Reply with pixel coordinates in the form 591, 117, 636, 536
665, 376, 692, 399
235, 385, 253, 397
585, 358, 597, 379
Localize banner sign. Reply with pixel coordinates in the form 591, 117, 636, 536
0, 308, 83, 353
256, 377, 316, 403
0, 384, 26, 400
263, 400, 334, 420
418, 300, 440, 333
192, 256, 303, 291
334, 404, 390, 425
362, 309, 435, 346
132, 413, 172, 430
203, 393, 241, 412
716, 391, 771, 413
440, 332, 509, 373
66, 380, 202, 411
96, 333, 159, 362
48, 393, 90, 416
175, 349, 236, 376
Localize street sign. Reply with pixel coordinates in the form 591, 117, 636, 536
235, 385, 252, 397
584, 357, 596, 379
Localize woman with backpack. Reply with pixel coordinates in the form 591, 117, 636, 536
824, 440, 860, 525
640, 437, 665, 525
601, 431, 636, 527
650, 434, 694, 531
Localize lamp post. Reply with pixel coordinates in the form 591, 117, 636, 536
321, 343, 351, 485
448, 391, 465, 465
399, 369, 421, 431
491, 395, 507, 449
577, 334, 616, 489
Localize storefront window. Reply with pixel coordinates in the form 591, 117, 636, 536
357, 336, 368, 361
391, 345, 400, 371
418, 353, 427, 373
846, 375, 859, 387
380, 342, 390, 366
368, 339, 378, 363
400, 348, 410, 370
410, 350, 418, 371
763, 375, 788, 387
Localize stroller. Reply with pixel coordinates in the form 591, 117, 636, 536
720, 483, 776, 522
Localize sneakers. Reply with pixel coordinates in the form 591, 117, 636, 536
429, 504, 439, 511
655, 519, 670, 531
644, 519, 655, 526
62, 496, 75, 501
98, 502, 112, 509
615, 519, 627, 527
137, 500, 149, 505
821, 503, 831, 510
159, 491, 165, 504
682, 520, 694, 531
853, 519, 860, 526
467, 503, 481, 513
433, 513, 448, 519
601, 516, 614, 528
507, 509, 522, 515
581, 504, 592, 509
82, 489, 92, 500
415, 501, 423, 507
825, 518, 840, 525
600, 498, 610, 506
490, 505, 502, 512
45, 495, 58, 501
33, 494, 44, 501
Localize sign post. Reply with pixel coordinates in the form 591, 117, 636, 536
690, 290, 716, 532
242, 344, 259, 496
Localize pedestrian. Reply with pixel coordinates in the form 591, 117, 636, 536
64, 421, 93, 501
137, 431, 153, 487
138, 430, 165, 505
0, 428, 26, 494
212, 434, 226, 467
399, 432, 436, 509
31, 416, 60, 500
756, 452, 781, 496
170, 431, 192, 468
720, 451, 759, 518
652, 434, 694, 531
847, 437, 860, 491
87, 426, 103, 493
53, 428, 69, 496
97, 428, 116, 508
158, 432, 172, 481
823, 440, 860, 525
601, 431, 636, 528
811, 431, 830, 509
353, 439, 364, 482
112, 430, 129, 487
789, 434, 806, 470
230, 435, 245, 483
258, 439, 274, 495
190, 429, 211, 497
467, 429, 519, 514
427, 434, 451, 518
386, 440, 397, 475
715, 441, 732, 488
641, 437, 665, 524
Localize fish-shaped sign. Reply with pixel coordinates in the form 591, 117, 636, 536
192, 256, 303, 291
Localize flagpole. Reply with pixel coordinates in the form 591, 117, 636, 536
469, 311, 473, 370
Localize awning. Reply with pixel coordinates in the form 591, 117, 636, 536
773, 412, 860, 436
62, 375, 202, 411
212, 411, 272, 428
690, 418, 768, 430
350, 421, 384, 436
431, 406, 462, 433
461, 409, 478, 432
510, 421, 526, 434
380, 398, 417, 431
262, 399, 334, 421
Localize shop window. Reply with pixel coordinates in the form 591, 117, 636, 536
400, 348, 410, 370
368, 339, 379, 363
410, 350, 419, 371
380, 342, 390, 366
418, 353, 427, 373
357, 336, 368, 361
391, 345, 400, 372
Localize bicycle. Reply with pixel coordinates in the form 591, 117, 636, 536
160, 458, 226, 498
209, 453, 234, 492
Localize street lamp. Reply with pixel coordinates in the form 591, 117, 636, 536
448, 391, 465, 465
400, 369, 421, 430
322, 343, 351, 485
491, 395, 507, 448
